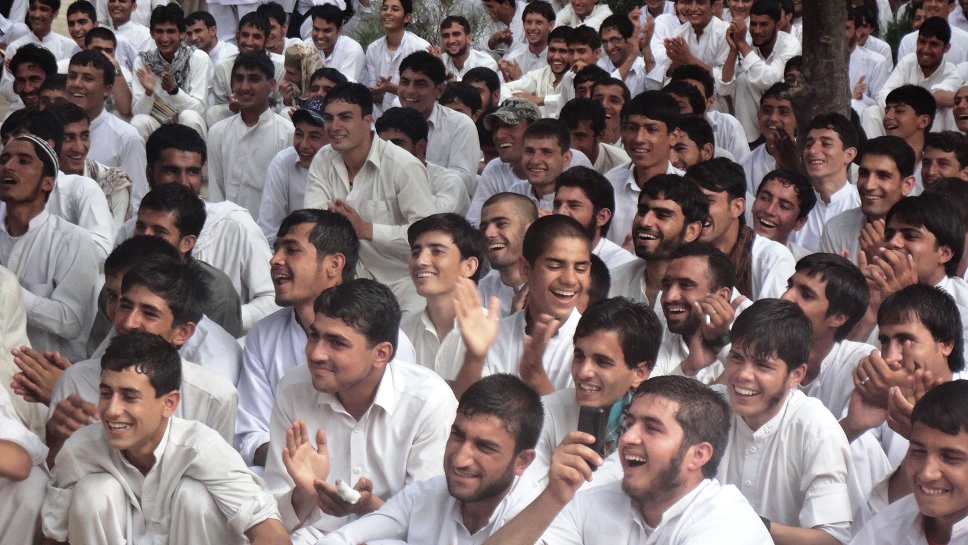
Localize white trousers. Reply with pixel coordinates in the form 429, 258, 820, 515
67, 473, 243, 545
0, 466, 47, 544
131, 111, 209, 143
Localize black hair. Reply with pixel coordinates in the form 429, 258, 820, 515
46, 100, 87, 128
277, 209, 360, 283
523, 118, 570, 153
255, 1, 287, 27
669, 242, 736, 291
10, 44, 57, 80
640, 174, 710, 225
676, 114, 715, 150
573, 64, 610, 89
231, 50, 275, 80
122, 258, 207, 326
139, 183, 206, 239
756, 169, 817, 221
555, 165, 615, 236
521, 214, 591, 266
522, 0, 555, 22
66, 0, 96, 19
440, 81, 483, 114
911, 379, 968, 435
924, 178, 968, 229
1, 107, 64, 154
463, 67, 500, 93
599, 13, 633, 38
925, 131, 968, 169
458, 374, 544, 452
919, 15, 952, 44
750, 0, 781, 21
105, 235, 182, 278
102, 331, 181, 396
146, 124, 206, 171
68, 49, 116, 87
325, 81, 373, 116
313, 278, 401, 356
621, 90, 680, 131
885, 194, 965, 278
663, 80, 706, 115
886, 84, 937, 131
310, 67, 348, 86
669, 64, 715, 100
568, 24, 602, 50
879, 284, 965, 373
685, 157, 747, 201
375, 106, 428, 144
587, 253, 610, 308
559, 98, 606, 135
731, 298, 812, 372
238, 12, 271, 38
794, 253, 870, 341
149, 3, 185, 32
439, 14, 470, 33
400, 50, 447, 85
408, 213, 487, 282
84, 27, 118, 48
806, 112, 858, 151
40, 72, 67, 93
860, 135, 917, 179
185, 10, 216, 28
576, 296, 662, 370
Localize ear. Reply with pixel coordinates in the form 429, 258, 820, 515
945, 42, 953, 54
161, 389, 180, 417
595, 206, 611, 230
40, 175, 56, 193
825, 310, 849, 332
269, 78, 278, 92
792, 215, 808, 231
684, 441, 713, 474
786, 362, 808, 388
918, 115, 932, 131
562, 149, 573, 168
460, 256, 479, 279
960, 165, 968, 181
843, 146, 858, 164
434, 81, 446, 100
683, 220, 703, 243
715, 285, 732, 303
415, 138, 428, 159
103, 80, 114, 98
900, 175, 916, 196
518, 255, 532, 284
729, 196, 745, 220
701, 143, 715, 162
324, 252, 346, 280
941, 339, 955, 359
372, 340, 394, 369
177, 234, 196, 255
513, 448, 537, 475
169, 321, 196, 347
630, 360, 651, 388
938, 243, 955, 268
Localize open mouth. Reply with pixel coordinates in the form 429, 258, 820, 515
733, 385, 757, 397
624, 453, 646, 468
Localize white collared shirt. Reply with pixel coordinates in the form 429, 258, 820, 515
259, 146, 308, 245
304, 136, 436, 286
593, 237, 636, 270
428, 162, 470, 214
819, 207, 866, 264
717, 388, 852, 544
851, 494, 968, 545
554, 3, 613, 30
789, 182, 861, 253
502, 45, 547, 76
477, 269, 515, 318
364, 31, 431, 114
650, 18, 730, 86
110, 20, 152, 51
749, 233, 797, 299
800, 339, 874, 419
132, 48, 211, 116
0, 209, 98, 362
6, 29, 79, 60
897, 26, 968, 67
208, 108, 295, 221
876, 53, 964, 108
207, 52, 286, 125
48, 170, 117, 264
88, 108, 149, 214
208, 39, 239, 69
849, 45, 891, 113
474, 1, 527, 59
444, 49, 499, 80
96, 0, 169, 28
604, 161, 685, 245
499, 65, 565, 118
427, 102, 482, 189
320, 35, 365, 83
591, 142, 630, 175
739, 143, 776, 196
706, 110, 751, 162
863, 36, 894, 69
0, 265, 45, 437
43, 417, 279, 543
263, 360, 458, 532
484, 308, 582, 390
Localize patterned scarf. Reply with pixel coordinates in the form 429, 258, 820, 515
139, 42, 194, 90
728, 225, 757, 300
284, 42, 323, 106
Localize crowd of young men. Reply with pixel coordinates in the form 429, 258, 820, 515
7, 0, 968, 543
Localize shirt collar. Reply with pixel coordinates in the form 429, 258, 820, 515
316, 361, 398, 416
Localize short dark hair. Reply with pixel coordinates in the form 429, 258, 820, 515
756, 169, 817, 220
784, 55, 803, 78
149, 3, 185, 32
886, 84, 937, 131
522, 0, 555, 22
568, 24, 601, 50
1, 107, 64, 155
548, 25, 574, 46
309, 67, 348, 86
521, 214, 591, 266
67, 0, 97, 19
11, 44, 57, 80
599, 13, 633, 38
592, 77, 631, 104
256, 1, 287, 27
40, 73, 67, 93
575, 297, 662, 370
440, 81, 483, 114
925, 131, 968, 169
408, 213, 487, 282
523, 118, 570, 153
731, 298, 812, 372
859, 135, 917, 179
375, 106, 428, 144
146, 124, 206, 171
69, 49, 116, 87
676, 114, 715, 150
482, 192, 539, 225
669, 242, 736, 291
309, 4, 347, 27
313, 279, 401, 356
122, 258, 207, 326
587, 253, 609, 307
911, 379, 968, 436
555, 166, 615, 236
102, 331, 181, 396
139, 183, 206, 239
397, 0, 414, 15
879, 284, 965, 373
573, 64, 610, 90
277, 209, 360, 283
794, 253, 870, 341
669, 64, 715, 100
641, 174, 710, 225
30, 0, 59, 13
885, 194, 965, 277
760, 81, 795, 105
924, 178, 968, 229
84, 27, 118, 48
632, 375, 731, 478
807, 112, 858, 151
685, 157, 747, 202
185, 10, 216, 28
231, 50, 275, 80
238, 12, 271, 37
105, 235, 182, 278
560, 98, 606, 136
45, 99, 87, 127
621, 90, 680, 131
440, 14, 470, 33
463, 67, 500, 93
750, 0, 781, 21
458, 374, 544, 452
400, 50, 447, 85
663, 80, 706, 115
920, 15, 952, 44
325, 82, 373, 116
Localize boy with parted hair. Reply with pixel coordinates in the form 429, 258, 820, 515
751, 168, 817, 259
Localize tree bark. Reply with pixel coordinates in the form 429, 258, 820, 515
792, 0, 850, 163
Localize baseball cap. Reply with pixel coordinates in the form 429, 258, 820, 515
292, 96, 326, 127
484, 97, 541, 130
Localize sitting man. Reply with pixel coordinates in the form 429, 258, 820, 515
42, 331, 289, 545
750, 168, 816, 260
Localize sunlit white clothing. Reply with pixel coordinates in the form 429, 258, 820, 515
604, 161, 684, 246
789, 182, 860, 253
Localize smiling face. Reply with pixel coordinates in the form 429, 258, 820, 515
546, 39, 570, 77
601, 28, 630, 66
723, 339, 805, 430
622, 114, 674, 172
521, 236, 591, 321
884, 219, 953, 285
67, 10, 96, 46
380, 0, 411, 32
481, 201, 530, 270
697, 188, 743, 247
98, 367, 178, 463
304, 313, 390, 397
523, 135, 571, 197
572, 329, 648, 407
907, 422, 968, 528
857, 153, 914, 219
148, 149, 204, 194
135, 208, 191, 254
758, 96, 796, 146
780, 270, 843, 336
151, 21, 182, 60
311, 17, 340, 55
954, 87, 968, 132
491, 119, 529, 163
593, 83, 625, 134
619, 394, 692, 510
748, 13, 777, 47
441, 22, 471, 58
66, 62, 111, 117
445, 412, 528, 505
293, 120, 327, 168
751, 178, 806, 243
523, 12, 551, 45
185, 20, 217, 52
270, 222, 335, 307
324, 99, 372, 154
106, 0, 134, 26
802, 127, 855, 182
571, 0, 595, 17
231, 66, 274, 113
878, 318, 954, 380
632, 193, 701, 260
397, 68, 443, 119
884, 102, 930, 141
237, 23, 267, 53
680, 0, 714, 29
916, 32, 950, 72
0, 139, 55, 206
409, 230, 477, 299
923, 146, 967, 185
28, 0, 55, 34
661, 255, 723, 336
13, 63, 46, 108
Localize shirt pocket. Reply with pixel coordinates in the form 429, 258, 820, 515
358, 200, 392, 224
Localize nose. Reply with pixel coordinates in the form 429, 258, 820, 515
103, 393, 123, 417
120, 310, 142, 332
269, 247, 284, 267
779, 286, 796, 303
885, 230, 905, 250
917, 454, 943, 482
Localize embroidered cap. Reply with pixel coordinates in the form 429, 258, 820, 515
13, 134, 58, 177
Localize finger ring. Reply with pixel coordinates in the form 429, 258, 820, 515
711, 310, 718, 315
860, 377, 870, 385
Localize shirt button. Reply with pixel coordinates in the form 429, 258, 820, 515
750, 447, 757, 453
354, 428, 360, 433
354, 467, 361, 474
744, 480, 752, 487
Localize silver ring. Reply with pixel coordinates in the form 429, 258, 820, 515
860, 377, 870, 386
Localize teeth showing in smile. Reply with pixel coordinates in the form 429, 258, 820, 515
489, 243, 506, 251
577, 383, 600, 392
415, 272, 436, 278
551, 289, 576, 298
625, 454, 646, 467
107, 422, 130, 430
919, 485, 948, 495
756, 218, 777, 229
734, 386, 757, 397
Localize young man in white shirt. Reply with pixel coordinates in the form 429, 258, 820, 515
604, 90, 685, 245
881, 85, 939, 194
185, 10, 239, 68
304, 82, 435, 314
780, 252, 874, 418
307, 4, 364, 83
560, 98, 630, 176
0, 386, 47, 545
0, 135, 98, 362
264, 279, 456, 543
476, 0, 526, 60
718, 298, 853, 545
847, 8, 890, 116
364, 0, 430, 116
8, 43, 56, 111
685, 157, 796, 300
67, 49, 149, 214
259, 97, 328, 243
500, 1, 554, 79
922, 130, 968, 186
235, 210, 418, 468
131, 4, 211, 141
403, 213, 486, 371
591, 77, 628, 146
452, 214, 592, 396
790, 112, 861, 252
851, 379, 968, 545
481, 375, 774, 545
717, 0, 801, 144
750, 168, 816, 260
555, 0, 611, 30
739, 82, 798, 197
437, 15, 498, 80
509, 119, 573, 212
553, 165, 636, 270
670, 63, 752, 163
650, 0, 729, 84
821, 136, 918, 265
43, 330, 288, 545
209, 51, 294, 222
477, 192, 537, 318
500, 26, 573, 118
6, 0, 78, 60
597, 15, 653, 98
316, 374, 543, 545
104, 0, 152, 51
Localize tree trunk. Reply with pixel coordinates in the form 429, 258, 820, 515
792, 0, 850, 162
